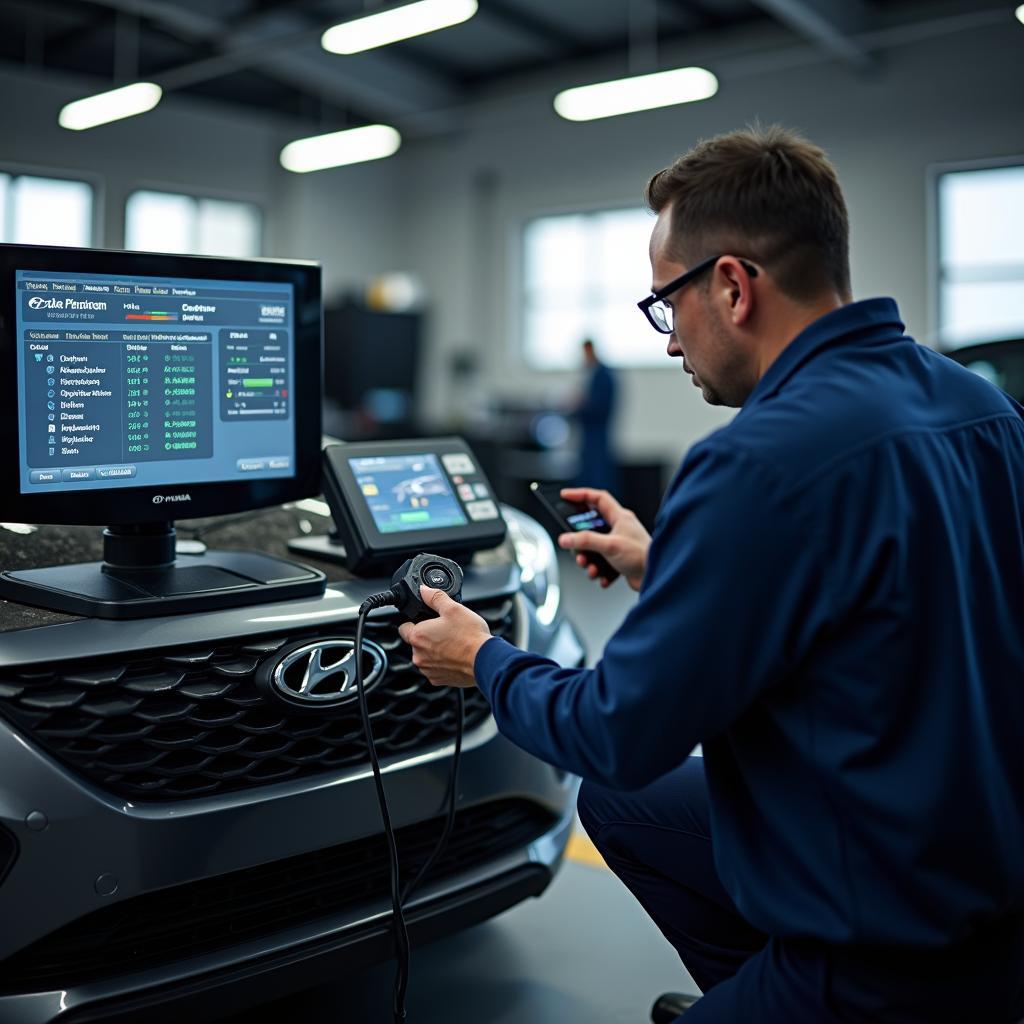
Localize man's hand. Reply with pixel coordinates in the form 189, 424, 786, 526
557, 487, 651, 592
396, 585, 493, 688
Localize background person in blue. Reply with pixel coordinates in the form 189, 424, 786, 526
573, 337, 620, 494
398, 126, 1024, 1023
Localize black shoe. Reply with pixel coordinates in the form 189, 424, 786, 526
650, 991, 699, 1023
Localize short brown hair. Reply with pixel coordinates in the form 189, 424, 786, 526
645, 124, 851, 303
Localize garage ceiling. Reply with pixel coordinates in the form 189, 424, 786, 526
0, 0, 1005, 131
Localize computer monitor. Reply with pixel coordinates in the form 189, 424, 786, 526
0, 242, 326, 618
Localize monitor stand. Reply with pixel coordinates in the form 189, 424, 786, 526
0, 522, 326, 620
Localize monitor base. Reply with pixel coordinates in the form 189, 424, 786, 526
0, 549, 326, 620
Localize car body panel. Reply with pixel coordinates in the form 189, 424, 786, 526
0, 505, 582, 1023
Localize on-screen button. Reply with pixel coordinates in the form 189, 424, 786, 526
97, 465, 137, 479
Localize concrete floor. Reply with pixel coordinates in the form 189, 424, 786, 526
222, 555, 686, 1022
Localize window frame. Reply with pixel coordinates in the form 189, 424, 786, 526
123, 185, 265, 259
928, 154, 1024, 350
518, 201, 658, 372
0, 162, 102, 248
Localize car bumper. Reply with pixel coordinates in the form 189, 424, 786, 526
0, 788, 577, 1024
0, 710, 580, 1023
0, 581, 584, 1024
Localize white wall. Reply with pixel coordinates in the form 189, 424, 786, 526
0, 64, 402, 286
3, 11, 1022, 470
374, 14, 1024, 466
272, 158, 405, 306
0, 66, 285, 249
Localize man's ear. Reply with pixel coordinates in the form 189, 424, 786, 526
716, 257, 755, 326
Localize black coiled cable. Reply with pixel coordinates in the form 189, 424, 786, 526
402, 687, 464, 905
355, 592, 465, 1024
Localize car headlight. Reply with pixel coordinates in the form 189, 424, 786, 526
502, 504, 561, 627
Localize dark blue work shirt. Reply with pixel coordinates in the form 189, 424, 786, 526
476, 298, 1024, 947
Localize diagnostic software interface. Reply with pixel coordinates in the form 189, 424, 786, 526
351, 453, 470, 534
16, 270, 295, 493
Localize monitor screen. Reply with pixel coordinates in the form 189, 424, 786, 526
350, 452, 469, 534
0, 243, 321, 526
16, 268, 295, 494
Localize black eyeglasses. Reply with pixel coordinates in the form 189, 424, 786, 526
637, 255, 759, 334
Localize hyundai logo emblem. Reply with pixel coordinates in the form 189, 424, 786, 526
256, 638, 388, 712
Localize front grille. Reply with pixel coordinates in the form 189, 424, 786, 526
0, 798, 555, 992
0, 597, 516, 800
0, 823, 16, 888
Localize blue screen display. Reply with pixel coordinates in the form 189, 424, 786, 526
350, 453, 468, 534
16, 269, 295, 494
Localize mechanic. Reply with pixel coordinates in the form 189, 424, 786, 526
572, 337, 620, 494
397, 125, 1024, 1023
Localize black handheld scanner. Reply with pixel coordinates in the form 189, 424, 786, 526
390, 553, 464, 623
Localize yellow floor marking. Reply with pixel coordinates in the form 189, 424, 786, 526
565, 830, 608, 870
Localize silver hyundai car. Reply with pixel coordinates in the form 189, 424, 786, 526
0, 502, 581, 1023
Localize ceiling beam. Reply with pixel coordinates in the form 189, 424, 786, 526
44, 9, 116, 60
747, 0, 873, 69
665, 0, 729, 30
479, 1, 584, 57
72, 0, 463, 126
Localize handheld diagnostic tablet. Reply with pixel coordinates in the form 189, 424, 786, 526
317, 437, 506, 575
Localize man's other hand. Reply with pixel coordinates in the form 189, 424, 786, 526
396, 585, 493, 688
557, 487, 651, 592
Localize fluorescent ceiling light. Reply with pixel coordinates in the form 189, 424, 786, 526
1016, 4, 1024, 25
280, 124, 402, 173
58, 82, 162, 131
554, 67, 718, 122
322, 0, 477, 54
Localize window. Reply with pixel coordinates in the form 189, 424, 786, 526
936, 163, 1024, 347
125, 190, 262, 258
523, 207, 659, 369
0, 172, 93, 247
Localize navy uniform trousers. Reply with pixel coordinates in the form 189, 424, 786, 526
577, 757, 1024, 1024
